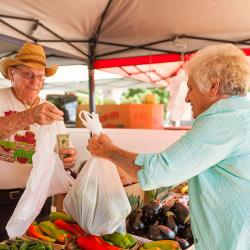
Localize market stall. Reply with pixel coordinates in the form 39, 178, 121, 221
0, 124, 193, 249
2, 1, 250, 249
2, 0, 250, 110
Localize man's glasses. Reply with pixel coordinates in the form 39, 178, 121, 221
13, 67, 46, 82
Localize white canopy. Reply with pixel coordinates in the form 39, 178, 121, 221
1, 0, 250, 85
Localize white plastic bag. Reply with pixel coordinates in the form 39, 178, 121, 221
6, 123, 74, 238
63, 111, 131, 235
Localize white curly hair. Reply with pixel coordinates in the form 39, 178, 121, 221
184, 44, 250, 96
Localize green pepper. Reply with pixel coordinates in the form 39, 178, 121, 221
27, 245, 46, 250
125, 234, 137, 248
142, 240, 181, 250
0, 244, 10, 250
45, 245, 53, 250
39, 221, 69, 243
27, 221, 56, 243
49, 212, 75, 223
139, 247, 161, 250
10, 245, 18, 250
103, 232, 136, 248
20, 241, 30, 250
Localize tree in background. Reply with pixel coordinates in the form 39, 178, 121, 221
121, 87, 169, 105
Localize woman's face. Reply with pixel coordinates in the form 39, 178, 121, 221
185, 76, 215, 119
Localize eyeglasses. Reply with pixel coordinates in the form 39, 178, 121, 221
12, 67, 46, 82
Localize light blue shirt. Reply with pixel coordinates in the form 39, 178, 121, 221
135, 96, 250, 250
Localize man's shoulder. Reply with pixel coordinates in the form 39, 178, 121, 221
39, 98, 46, 104
0, 87, 12, 102
0, 87, 11, 96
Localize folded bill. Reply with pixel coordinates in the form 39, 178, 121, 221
57, 133, 70, 159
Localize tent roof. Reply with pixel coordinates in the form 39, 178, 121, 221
0, 75, 151, 91
1, 0, 250, 83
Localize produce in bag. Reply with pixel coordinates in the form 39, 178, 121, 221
64, 111, 131, 235
6, 123, 74, 238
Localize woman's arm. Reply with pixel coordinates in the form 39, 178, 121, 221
87, 133, 141, 182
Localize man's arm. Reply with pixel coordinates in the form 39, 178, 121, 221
0, 102, 64, 139
0, 109, 34, 139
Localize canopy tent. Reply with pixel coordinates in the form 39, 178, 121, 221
0, 64, 152, 91
1, 0, 250, 110
0, 75, 152, 91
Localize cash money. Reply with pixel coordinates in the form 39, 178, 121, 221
57, 133, 70, 159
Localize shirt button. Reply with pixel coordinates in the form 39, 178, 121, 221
195, 238, 198, 243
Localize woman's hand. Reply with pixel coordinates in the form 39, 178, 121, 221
87, 133, 114, 159
88, 133, 140, 183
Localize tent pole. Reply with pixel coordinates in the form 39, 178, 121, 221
87, 0, 112, 113
88, 60, 95, 113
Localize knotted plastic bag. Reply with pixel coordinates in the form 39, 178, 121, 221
63, 111, 131, 235
6, 122, 74, 238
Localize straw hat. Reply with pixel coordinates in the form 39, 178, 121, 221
0, 42, 58, 80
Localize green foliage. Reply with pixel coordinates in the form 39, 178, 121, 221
150, 87, 169, 104
127, 194, 144, 209
76, 90, 102, 105
103, 98, 117, 104
121, 87, 169, 104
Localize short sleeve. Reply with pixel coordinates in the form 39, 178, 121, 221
0, 91, 8, 116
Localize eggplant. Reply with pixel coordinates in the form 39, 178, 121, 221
141, 200, 162, 225
157, 203, 173, 223
148, 223, 176, 241
177, 224, 194, 245
164, 211, 178, 234
126, 209, 148, 235
172, 202, 190, 225
175, 237, 190, 249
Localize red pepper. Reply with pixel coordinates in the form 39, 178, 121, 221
72, 223, 86, 235
90, 235, 121, 250
77, 235, 121, 250
77, 235, 104, 250
54, 219, 84, 236
27, 221, 56, 243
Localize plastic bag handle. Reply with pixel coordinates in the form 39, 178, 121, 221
78, 110, 103, 135
78, 110, 90, 127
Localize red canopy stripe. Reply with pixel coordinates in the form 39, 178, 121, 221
94, 53, 181, 69
94, 48, 250, 69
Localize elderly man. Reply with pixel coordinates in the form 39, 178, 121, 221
0, 42, 77, 240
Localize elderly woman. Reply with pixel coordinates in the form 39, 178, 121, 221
88, 44, 250, 250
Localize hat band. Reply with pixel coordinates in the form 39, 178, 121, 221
19, 59, 46, 67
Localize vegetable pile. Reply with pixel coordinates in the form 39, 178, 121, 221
26, 212, 138, 250
0, 238, 52, 250
126, 199, 193, 250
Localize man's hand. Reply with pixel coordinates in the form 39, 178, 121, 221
87, 133, 114, 159
30, 102, 64, 125
60, 148, 77, 169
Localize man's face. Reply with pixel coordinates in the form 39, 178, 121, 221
185, 76, 214, 119
10, 65, 45, 101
